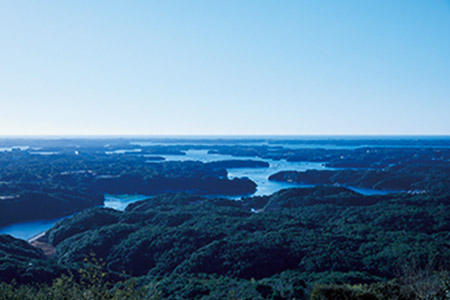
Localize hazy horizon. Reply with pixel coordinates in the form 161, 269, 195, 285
0, 134, 449, 141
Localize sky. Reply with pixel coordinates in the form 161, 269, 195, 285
0, 1, 449, 136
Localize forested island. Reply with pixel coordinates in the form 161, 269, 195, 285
0, 149, 263, 226
269, 163, 449, 193
0, 138, 449, 299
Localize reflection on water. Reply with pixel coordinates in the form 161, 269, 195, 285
0, 148, 401, 240
159, 149, 250, 162
30, 151, 60, 155
0, 146, 30, 152
158, 149, 328, 196
0, 217, 65, 240
104, 194, 150, 211
105, 149, 142, 155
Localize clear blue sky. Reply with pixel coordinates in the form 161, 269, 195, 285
0, 1, 449, 135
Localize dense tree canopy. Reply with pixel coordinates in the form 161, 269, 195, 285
0, 139, 448, 299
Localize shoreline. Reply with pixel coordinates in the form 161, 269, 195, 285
28, 231, 46, 243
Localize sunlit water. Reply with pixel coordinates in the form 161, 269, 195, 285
0, 217, 66, 240
30, 151, 60, 155
104, 194, 150, 211
1, 149, 398, 239
148, 150, 320, 195
0, 146, 30, 152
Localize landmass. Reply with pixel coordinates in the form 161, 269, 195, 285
0, 138, 448, 299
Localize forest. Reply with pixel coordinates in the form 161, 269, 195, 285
1, 186, 449, 298
0, 148, 261, 226
0, 138, 449, 299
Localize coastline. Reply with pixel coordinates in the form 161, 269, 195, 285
28, 231, 46, 243
28, 230, 55, 257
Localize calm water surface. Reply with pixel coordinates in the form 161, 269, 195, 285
0, 217, 66, 240
0, 148, 398, 239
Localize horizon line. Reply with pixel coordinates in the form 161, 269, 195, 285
0, 134, 449, 139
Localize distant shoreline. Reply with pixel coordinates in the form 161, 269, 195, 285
0, 134, 449, 139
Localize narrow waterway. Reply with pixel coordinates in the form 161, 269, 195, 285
0, 149, 397, 239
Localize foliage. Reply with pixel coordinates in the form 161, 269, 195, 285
0, 256, 161, 300
0, 140, 449, 299
310, 271, 449, 300
0, 150, 259, 226
21, 186, 447, 298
